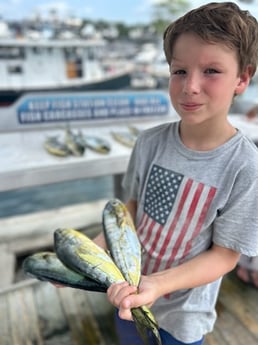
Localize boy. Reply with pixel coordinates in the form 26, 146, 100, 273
101, 2, 258, 345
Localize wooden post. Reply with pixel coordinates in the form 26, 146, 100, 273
113, 173, 126, 201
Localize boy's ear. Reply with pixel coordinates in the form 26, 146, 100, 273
235, 65, 252, 95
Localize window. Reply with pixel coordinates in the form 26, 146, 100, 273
8, 65, 23, 74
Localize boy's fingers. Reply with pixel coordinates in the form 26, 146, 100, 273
118, 306, 133, 321
107, 282, 137, 308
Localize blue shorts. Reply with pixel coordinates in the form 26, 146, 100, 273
114, 310, 204, 345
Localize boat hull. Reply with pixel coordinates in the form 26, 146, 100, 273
0, 73, 131, 107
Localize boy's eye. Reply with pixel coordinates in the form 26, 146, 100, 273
170, 68, 220, 75
172, 69, 186, 75
205, 68, 219, 74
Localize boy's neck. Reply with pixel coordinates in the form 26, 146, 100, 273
179, 120, 237, 151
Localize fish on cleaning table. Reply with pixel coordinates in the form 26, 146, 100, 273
77, 131, 111, 154
128, 125, 141, 137
111, 131, 137, 148
64, 127, 85, 156
44, 136, 71, 157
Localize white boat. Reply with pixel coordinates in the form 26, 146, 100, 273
133, 43, 170, 89
0, 38, 133, 107
130, 71, 158, 89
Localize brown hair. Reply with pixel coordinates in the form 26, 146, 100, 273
163, 2, 258, 76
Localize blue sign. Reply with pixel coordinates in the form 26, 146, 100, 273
17, 92, 170, 124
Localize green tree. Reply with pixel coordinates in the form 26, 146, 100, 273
151, 0, 190, 33
116, 22, 130, 37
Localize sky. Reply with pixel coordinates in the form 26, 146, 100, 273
0, 0, 257, 24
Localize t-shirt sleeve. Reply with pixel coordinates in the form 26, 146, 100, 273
213, 171, 258, 257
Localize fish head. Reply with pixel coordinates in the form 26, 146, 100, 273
106, 199, 127, 225
22, 251, 57, 276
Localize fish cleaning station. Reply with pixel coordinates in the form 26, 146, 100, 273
0, 90, 258, 344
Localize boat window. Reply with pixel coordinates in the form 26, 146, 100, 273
0, 47, 25, 59
64, 47, 76, 59
66, 57, 83, 79
8, 65, 23, 74
88, 48, 95, 60
32, 46, 45, 55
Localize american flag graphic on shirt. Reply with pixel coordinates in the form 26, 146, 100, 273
138, 164, 217, 275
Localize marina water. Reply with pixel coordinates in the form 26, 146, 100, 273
0, 176, 114, 218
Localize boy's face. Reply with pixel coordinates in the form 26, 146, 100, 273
168, 33, 251, 126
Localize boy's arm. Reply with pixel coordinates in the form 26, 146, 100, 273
108, 244, 240, 321
151, 244, 240, 294
125, 199, 137, 222
93, 231, 107, 248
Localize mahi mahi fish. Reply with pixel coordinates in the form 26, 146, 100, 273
111, 131, 137, 148
22, 251, 106, 292
54, 225, 161, 345
102, 198, 141, 286
54, 228, 125, 286
77, 131, 111, 154
64, 127, 85, 156
102, 199, 162, 345
44, 136, 71, 157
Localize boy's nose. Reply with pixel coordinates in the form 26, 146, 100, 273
182, 75, 200, 95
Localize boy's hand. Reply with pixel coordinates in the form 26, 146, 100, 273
107, 275, 159, 321
107, 281, 137, 320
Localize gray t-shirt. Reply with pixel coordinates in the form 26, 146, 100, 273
122, 120, 258, 343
